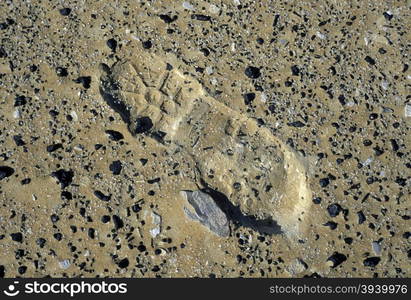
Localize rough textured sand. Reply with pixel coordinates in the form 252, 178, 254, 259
0, 0, 410, 278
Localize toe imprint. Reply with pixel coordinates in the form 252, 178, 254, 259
100, 49, 312, 236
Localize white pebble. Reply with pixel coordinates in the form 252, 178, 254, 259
70, 111, 78, 122
209, 4, 220, 14
59, 259, 71, 269
405, 103, 411, 117
13, 109, 21, 119
182, 2, 195, 10
372, 241, 382, 255
381, 80, 389, 90
316, 31, 326, 40
260, 93, 267, 103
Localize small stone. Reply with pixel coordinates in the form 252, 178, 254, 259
51, 169, 74, 189
112, 215, 124, 229
405, 103, 411, 117
59, 8, 71, 16
94, 190, 111, 201
372, 241, 382, 255
0, 166, 14, 180
191, 14, 211, 21
142, 40, 152, 49
109, 160, 122, 175
47, 143, 63, 152
364, 56, 376, 65
159, 14, 177, 23
118, 258, 129, 269
319, 177, 330, 187
182, 2, 195, 10
287, 121, 305, 128
150, 212, 162, 238
363, 257, 381, 267
244, 66, 261, 79
14, 95, 28, 106
291, 65, 300, 76
106, 38, 117, 52
327, 252, 347, 268
10, 232, 23, 243
59, 259, 71, 269
286, 258, 307, 275
105, 130, 124, 141
327, 203, 342, 217
181, 190, 229, 237
56, 67, 68, 77
74, 76, 91, 89
357, 211, 366, 224
243, 93, 256, 105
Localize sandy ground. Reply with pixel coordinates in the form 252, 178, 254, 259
0, 0, 410, 278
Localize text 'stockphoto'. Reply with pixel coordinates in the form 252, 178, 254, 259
0, 0, 409, 299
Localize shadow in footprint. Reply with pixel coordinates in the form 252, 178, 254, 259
200, 185, 283, 236
99, 75, 131, 125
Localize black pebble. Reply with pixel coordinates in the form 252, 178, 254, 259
14, 95, 28, 106
191, 14, 211, 21
51, 169, 74, 189
106, 38, 117, 52
364, 56, 376, 65
357, 211, 366, 224
323, 221, 338, 230
74, 76, 92, 89
327, 252, 347, 268
59, 8, 71, 16
244, 66, 261, 79
159, 14, 177, 23
109, 160, 122, 175
291, 65, 300, 76
118, 258, 129, 268
135, 117, 153, 134
53, 233, 63, 241
137, 244, 146, 252
319, 177, 330, 187
327, 203, 342, 217
112, 215, 124, 229
383, 12, 393, 21
56, 67, 68, 77
105, 130, 124, 141
18, 266, 27, 274
142, 40, 152, 49
21, 178, 31, 185
0, 46, 7, 58
363, 257, 381, 267
61, 191, 72, 200
313, 197, 322, 204
287, 121, 305, 128
36, 238, 46, 248
88, 228, 95, 239
131, 203, 142, 213
200, 48, 210, 56
147, 178, 161, 184
94, 190, 111, 201
101, 215, 110, 223
10, 232, 23, 243
0, 166, 15, 180
50, 214, 59, 223
344, 237, 353, 245
243, 93, 256, 105
47, 143, 63, 152
13, 135, 25, 146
